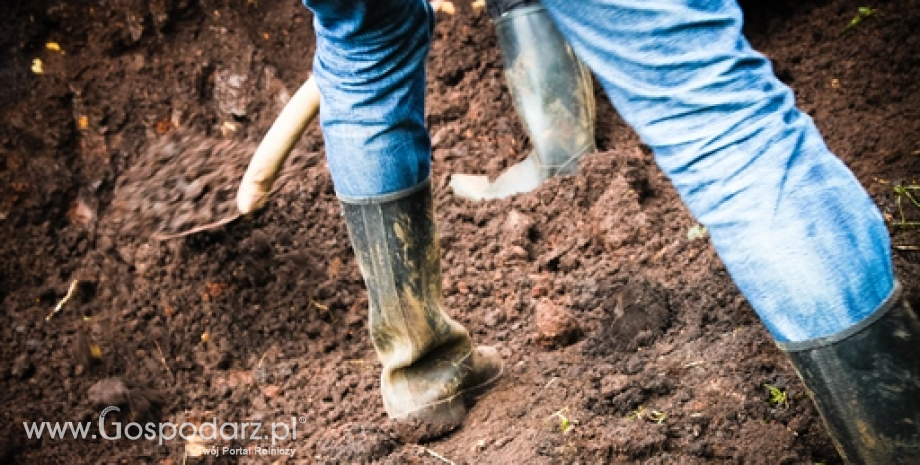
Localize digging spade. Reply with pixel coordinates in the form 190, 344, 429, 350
236, 75, 321, 215
110, 76, 320, 240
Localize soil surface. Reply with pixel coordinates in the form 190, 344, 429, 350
2, 0, 919, 463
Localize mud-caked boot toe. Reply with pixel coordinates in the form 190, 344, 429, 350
456, 345, 503, 396
383, 344, 503, 442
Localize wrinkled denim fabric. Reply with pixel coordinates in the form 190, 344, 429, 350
304, 0, 434, 201
301, 0, 895, 343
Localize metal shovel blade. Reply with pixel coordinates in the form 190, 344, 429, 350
449, 152, 545, 201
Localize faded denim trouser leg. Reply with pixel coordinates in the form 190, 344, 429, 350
302, 0, 434, 202
303, 0, 895, 344
302, 2, 506, 426
540, 0, 895, 344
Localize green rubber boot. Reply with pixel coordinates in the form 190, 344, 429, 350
340, 180, 503, 434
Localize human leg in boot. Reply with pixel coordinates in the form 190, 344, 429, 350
301, 0, 502, 435
540, 0, 917, 462
450, 0, 597, 200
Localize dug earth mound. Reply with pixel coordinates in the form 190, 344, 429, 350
2, 0, 919, 463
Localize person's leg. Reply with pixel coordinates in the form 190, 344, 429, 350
302, 0, 501, 428
449, 0, 597, 200
539, 0, 917, 462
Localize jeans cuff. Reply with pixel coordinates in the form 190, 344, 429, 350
777, 281, 902, 352
337, 177, 431, 205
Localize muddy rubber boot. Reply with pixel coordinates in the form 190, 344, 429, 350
779, 285, 920, 464
450, 2, 596, 201
340, 179, 503, 437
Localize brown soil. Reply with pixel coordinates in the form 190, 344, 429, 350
2, 0, 919, 463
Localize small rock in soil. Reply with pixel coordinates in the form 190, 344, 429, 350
502, 209, 535, 250
87, 378, 164, 421
534, 299, 582, 348
315, 423, 397, 463
262, 385, 282, 398
484, 309, 505, 328
214, 69, 250, 117
504, 245, 530, 261
87, 378, 131, 406
11, 354, 34, 379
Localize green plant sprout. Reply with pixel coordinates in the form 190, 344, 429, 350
764, 384, 789, 409
893, 184, 920, 227
627, 406, 641, 421
844, 7, 877, 31
627, 405, 668, 424
545, 408, 577, 434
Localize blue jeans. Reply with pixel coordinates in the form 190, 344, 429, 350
306, 0, 433, 201
302, 0, 895, 344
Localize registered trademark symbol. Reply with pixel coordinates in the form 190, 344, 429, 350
298, 416, 307, 424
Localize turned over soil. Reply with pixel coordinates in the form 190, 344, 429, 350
2, 0, 919, 463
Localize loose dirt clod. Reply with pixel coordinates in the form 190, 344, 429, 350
584, 274, 670, 356
108, 132, 250, 239
502, 209, 535, 249
87, 378, 164, 422
315, 424, 398, 463
534, 299, 582, 348
87, 378, 131, 406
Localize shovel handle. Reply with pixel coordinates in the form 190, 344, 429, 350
237, 75, 321, 214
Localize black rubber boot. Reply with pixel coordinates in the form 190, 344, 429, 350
340, 179, 503, 434
780, 284, 920, 464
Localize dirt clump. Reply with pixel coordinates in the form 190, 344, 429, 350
584, 273, 671, 356
534, 298, 582, 348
